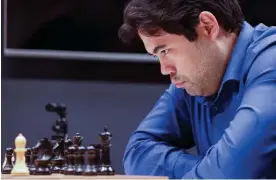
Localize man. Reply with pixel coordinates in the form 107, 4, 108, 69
118, 0, 276, 179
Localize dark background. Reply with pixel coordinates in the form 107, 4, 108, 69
2, 0, 276, 175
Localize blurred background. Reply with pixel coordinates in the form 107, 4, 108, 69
1, 0, 276, 175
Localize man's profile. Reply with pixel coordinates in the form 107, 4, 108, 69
118, 0, 276, 179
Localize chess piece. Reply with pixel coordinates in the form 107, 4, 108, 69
75, 145, 86, 175
64, 146, 76, 175
25, 148, 31, 168
83, 145, 97, 176
51, 139, 65, 173
2, 148, 14, 174
73, 133, 83, 147
29, 146, 39, 175
95, 144, 102, 173
60, 138, 73, 174
46, 103, 68, 144
98, 126, 115, 175
11, 133, 30, 176
71, 133, 84, 175
33, 138, 52, 175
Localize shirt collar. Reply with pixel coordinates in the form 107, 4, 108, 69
198, 21, 254, 105
219, 21, 254, 87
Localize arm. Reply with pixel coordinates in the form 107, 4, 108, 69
181, 46, 276, 178
123, 84, 201, 179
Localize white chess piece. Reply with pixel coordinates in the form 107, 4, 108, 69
11, 133, 29, 176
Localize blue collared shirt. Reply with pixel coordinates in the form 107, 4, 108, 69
122, 21, 276, 179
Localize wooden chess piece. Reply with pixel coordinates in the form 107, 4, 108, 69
25, 148, 31, 168
51, 139, 65, 173
46, 103, 68, 145
29, 146, 39, 175
33, 138, 52, 175
75, 145, 86, 175
72, 133, 84, 175
73, 133, 83, 147
2, 148, 14, 174
11, 133, 30, 176
83, 145, 97, 176
98, 126, 115, 175
95, 144, 102, 173
60, 138, 73, 174
64, 146, 76, 175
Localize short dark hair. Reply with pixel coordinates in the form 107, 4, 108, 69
118, 0, 244, 44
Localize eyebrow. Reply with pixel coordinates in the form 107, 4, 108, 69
152, 44, 167, 54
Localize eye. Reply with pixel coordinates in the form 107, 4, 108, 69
160, 49, 169, 56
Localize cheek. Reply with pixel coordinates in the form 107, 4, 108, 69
167, 46, 202, 75
171, 54, 197, 76
168, 50, 186, 67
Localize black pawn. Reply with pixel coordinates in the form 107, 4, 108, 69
60, 138, 73, 174
64, 146, 76, 175
2, 148, 14, 174
34, 138, 52, 175
25, 148, 31, 168
29, 146, 39, 175
51, 140, 65, 173
70, 133, 83, 175
83, 145, 97, 176
95, 144, 102, 173
75, 145, 86, 175
98, 126, 115, 175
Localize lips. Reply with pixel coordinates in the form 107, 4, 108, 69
174, 81, 185, 88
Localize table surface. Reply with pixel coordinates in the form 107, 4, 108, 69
1, 174, 168, 180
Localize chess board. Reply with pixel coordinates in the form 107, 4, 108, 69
2, 103, 168, 179
1, 174, 168, 180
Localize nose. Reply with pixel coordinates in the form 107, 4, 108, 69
160, 58, 176, 75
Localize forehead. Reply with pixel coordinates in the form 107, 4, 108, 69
138, 31, 188, 53
138, 31, 171, 46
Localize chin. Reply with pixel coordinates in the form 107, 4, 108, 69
186, 88, 207, 97
185, 89, 198, 96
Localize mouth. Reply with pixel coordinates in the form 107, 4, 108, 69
174, 81, 186, 88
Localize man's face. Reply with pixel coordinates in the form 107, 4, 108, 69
138, 28, 226, 97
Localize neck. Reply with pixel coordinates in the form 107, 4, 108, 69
205, 32, 238, 97
222, 32, 238, 66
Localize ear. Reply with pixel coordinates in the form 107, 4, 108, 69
196, 11, 220, 41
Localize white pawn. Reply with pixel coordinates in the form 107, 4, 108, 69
11, 133, 30, 176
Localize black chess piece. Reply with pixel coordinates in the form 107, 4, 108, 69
73, 133, 83, 147
83, 145, 97, 176
98, 126, 115, 175
25, 148, 31, 168
95, 144, 102, 173
60, 138, 73, 174
64, 146, 76, 175
46, 103, 68, 145
29, 146, 39, 175
51, 139, 65, 173
33, 138, 53, 175
75, 145, 86, 175
2, 148, 14, 174
71, 133, 84, 175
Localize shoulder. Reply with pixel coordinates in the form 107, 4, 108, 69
244, 24, 276, 86
246, 45, 276, 86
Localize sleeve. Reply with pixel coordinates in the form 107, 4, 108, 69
181, 46, 276, 179
122, 83, 201, 179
